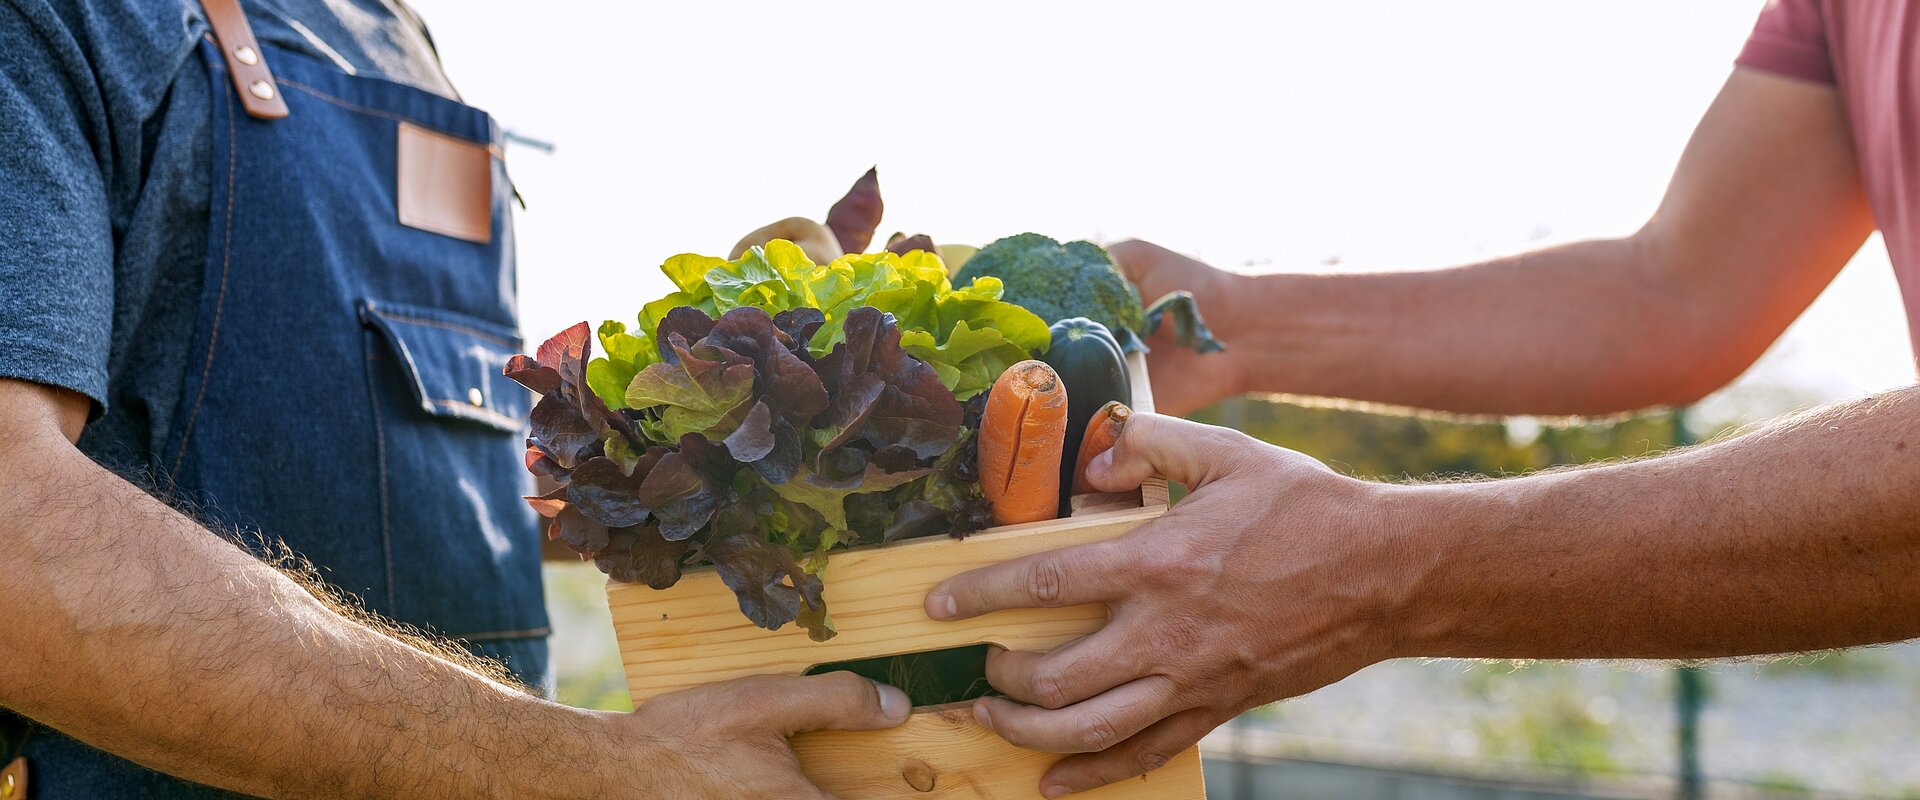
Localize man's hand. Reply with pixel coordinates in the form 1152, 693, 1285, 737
925, 414, 1406, 797
926, 388, 1920, 797
1105, 240, 1248, 417
615, 673, 909, 798
0, 374, 906, 798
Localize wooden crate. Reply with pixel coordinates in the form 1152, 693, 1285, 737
607, 354, 1205, 799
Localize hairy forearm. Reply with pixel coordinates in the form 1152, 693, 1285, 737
1219, 236, 1738, 416
0, 445, 616, 798
1390, 386, 1920, 659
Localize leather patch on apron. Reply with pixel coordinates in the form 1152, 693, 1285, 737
2, 757, 26, 800
396, 122, 493, 244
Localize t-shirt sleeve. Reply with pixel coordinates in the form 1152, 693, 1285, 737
1735, 0, 1834, 84
0, 1, 116, 410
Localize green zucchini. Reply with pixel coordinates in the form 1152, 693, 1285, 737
1038, 318, 1132, 514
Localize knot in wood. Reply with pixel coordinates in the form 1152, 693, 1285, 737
901, 758, 937, 792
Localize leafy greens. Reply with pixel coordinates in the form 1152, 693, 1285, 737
508, 245, 1034, 639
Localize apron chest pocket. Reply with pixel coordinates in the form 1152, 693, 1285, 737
359, 298, 530, 431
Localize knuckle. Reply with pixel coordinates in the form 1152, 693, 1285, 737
1028, 559, 1068, 606
820, 670, 875, 704
1077, 711, 1122, 753
1033, 669, 1074, 710
1136, 747, 1171, 775
1120, 413, 1159, 450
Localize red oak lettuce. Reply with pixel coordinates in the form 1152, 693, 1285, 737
506, 306, 990, 640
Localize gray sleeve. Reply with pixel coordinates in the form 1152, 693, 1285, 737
0, 0, 116, 410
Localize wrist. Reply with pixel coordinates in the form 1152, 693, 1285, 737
489, 702, 633, 798
1366, 480, 1511, 659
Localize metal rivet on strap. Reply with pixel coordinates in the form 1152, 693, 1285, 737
233, 45, 259, 66
468, 387, 486, 407
248, 80, 276, 100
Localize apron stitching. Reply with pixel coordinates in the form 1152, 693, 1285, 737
275, 77, 496, 150
361, 331, 400, 614
369, 309, 518, 348
425, 399, 523, 429
170, 67, 240, 477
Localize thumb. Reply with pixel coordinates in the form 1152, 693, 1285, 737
1084, 412, 1243, 493
735, 672, 912, 737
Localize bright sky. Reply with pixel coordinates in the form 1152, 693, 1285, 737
409, 0, 1916, 426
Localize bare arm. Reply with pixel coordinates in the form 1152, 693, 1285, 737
1117, 68, 1875, 417
0, 378, 905, 798
928, 398, 1920, 794
1396, 386, 1920, 658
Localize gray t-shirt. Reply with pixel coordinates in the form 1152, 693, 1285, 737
0, 0, 458, 470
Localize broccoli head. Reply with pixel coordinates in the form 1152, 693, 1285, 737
955, 232, 1223, 355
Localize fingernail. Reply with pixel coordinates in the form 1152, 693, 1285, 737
973, 699, 994, 729
928, 590, 956, 620
1042, 784, 1071, 799
1087, 450, 1115, 478
874, 681, 910, 721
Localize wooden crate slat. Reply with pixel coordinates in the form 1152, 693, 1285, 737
794, 707, 1205, 799
610, 505, 1164, 700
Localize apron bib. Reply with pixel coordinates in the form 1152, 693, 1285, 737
20, 18, 549, 799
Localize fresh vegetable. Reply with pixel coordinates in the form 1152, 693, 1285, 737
730, 217, 843, 265
588, 241, 1049, 409
507, 303, 990, 641
825, 167, 883, 254
954, 232, 1226, 355
978, 360, 1069, 525
884, 232, 936, 256
1071, 401, 1130, 495
1037, 318, 1132, 513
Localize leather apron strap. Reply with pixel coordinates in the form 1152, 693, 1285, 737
198, 0, 289, 120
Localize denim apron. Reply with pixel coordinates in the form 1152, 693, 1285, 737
17, 29, 550, 800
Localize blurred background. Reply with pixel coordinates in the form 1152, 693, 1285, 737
407, 1, 1919, 796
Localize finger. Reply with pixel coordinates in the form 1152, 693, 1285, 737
986, 638, 1140, 710
1039, 707, 1217, 798
972, 674, 1183, 754
926, 540, 1126, 621
727, 672, 911, 736
1083, 413, 1244, 493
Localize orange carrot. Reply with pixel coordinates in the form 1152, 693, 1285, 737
1070, 401, 1131, 495
979, 360, 1070, 525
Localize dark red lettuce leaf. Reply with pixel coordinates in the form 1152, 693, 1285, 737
528, 394, 600, 469
638, 451, 720, 541
566, 456, 654, 528
707, 524, 829, 639
595, 524, 691, 589
504, 354, 560, 395
656, 307, 718, 364
816, 307, 964, 460
549, 503, 611, 555
772, 308, 825, 350
748, 415, 804, 486
814, 372, 884, 452
525, 446, 569, 481
721, 399, 777, 463
702, 308, 829, 424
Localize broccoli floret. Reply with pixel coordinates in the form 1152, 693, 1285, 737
956, 233, 1146, 349
955, 233, 1223, 354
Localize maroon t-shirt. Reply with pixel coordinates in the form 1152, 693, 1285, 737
1737, 0, 1920, 360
